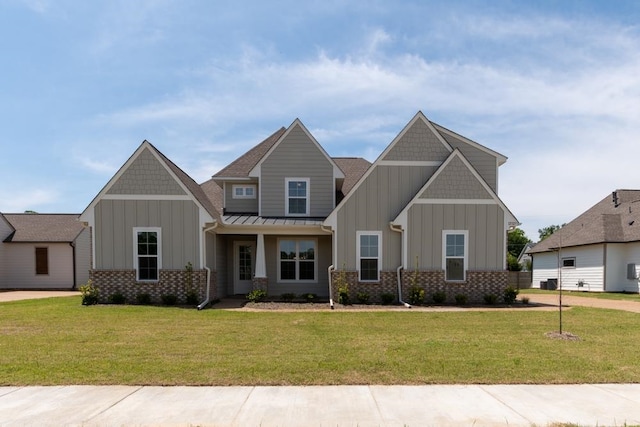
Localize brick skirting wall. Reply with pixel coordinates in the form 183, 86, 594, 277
331, 269, 509, 304
252, 277, 268, 292
90, 269, 213, 304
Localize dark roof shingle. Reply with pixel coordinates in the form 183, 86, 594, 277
3, 214, 84, 242
213, 127, 287, 178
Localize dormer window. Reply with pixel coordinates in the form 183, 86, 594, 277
286, 178, 310, 216
232, 185, 256, 199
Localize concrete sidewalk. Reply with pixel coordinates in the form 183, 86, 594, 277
1, 384, 639, 426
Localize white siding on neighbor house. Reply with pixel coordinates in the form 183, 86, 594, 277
0, 217, 14, 287
532, 245, 605, 291
1, 243, 75, 289
74, 227, 91, 287
605, 242, 640, 293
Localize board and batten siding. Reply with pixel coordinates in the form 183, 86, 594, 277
335, 165, 439, 270
433, 124, 498, 192
260, 125, 335, 217
224, 181, 259, 214
532, 245, 604, 291
1, 243, 75, 289
94, 199, 200, 270
74, 227, 91, 286
407, 203, 504, 270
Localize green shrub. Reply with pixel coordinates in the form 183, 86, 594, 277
454, 294, 468, 305
281, 293, 296, 302
381, 292, 395, 305
247, 289, 267, 303
484, 294, 498, 305
356, 292, 370, 304
161, 294, 178, 306
335, 268, 350, 305
432, 291, 446, 304
503, 286, 519, 304
408, 286, 425, 305
185, 291, 199, 305
108, 292, 126, 304
136, 293, 152, 305
79, 280, 99, 306
302, 293, 318, 303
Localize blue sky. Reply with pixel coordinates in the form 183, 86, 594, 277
1, 0, 639, 241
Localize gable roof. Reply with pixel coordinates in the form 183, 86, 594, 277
2, 213, 84, 243
431, 122, 508, 166
529, 190, 640, 253
80, 141, 219, 222
392, 150, 519, 226
213, 127, 286, 179
248, 119, 344, 179
333, 157, 371, 196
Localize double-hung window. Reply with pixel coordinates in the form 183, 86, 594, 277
443, 230, 468, 281
278, 239, 316, 282
285, 178, 310, 216
134, 227, 161, 281
357, 231, 381, 282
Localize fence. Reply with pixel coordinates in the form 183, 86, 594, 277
508, 271, 532, 289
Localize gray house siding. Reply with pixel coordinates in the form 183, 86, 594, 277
224, 181, 259, 213
407, 203, 505, 270
382, 119, 450, 162
434, 125, 498, 191
420, 156, 493, 200
74, 226, 91, 286
335, 165, 438, 270
107, 148, 186, 195
260, 125, 334, 217
94, 199, 200, 270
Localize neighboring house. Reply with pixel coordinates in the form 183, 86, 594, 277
529, 190, 640, 293
0, 213, 90, 289
80, 111, 519, 305
517, 242, 535, 271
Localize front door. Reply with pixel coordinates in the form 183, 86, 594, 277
234, 241, 255, 294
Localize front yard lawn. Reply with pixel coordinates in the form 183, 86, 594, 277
1, 296, 639, 385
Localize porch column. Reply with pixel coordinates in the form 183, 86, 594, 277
255, 233, 266, 278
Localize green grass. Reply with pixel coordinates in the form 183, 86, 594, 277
1, 296, 640, 385
522, 288, 640, 302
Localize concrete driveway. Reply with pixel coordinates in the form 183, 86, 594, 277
523, 292, 640, 313
0, 290, 80, 302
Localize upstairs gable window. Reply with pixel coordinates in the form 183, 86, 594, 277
232, 185, 256, 199
285, 178, 310, 216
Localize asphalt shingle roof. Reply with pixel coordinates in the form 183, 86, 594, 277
529, 189, 640, 253
213, 127, 287, 178
2, 214, 84, 243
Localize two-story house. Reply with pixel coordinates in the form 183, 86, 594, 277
80, 111, 518, 306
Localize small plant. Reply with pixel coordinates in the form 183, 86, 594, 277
302, 293, 318, 303
503, 286, 519, 304
136, 293, 152, 305
79, 279, 99, 305
184, 262, 199, 305
161, 294, 178, 305
247, 289, 267, 303
381, 292, 395, 305
335, 267, 350, 305
281, 293, 296, 302
454, 293, 468, 305
108, 292, 126, 304
432, 291, 446, 304
521, 296, 530, 305
408, 286, 425, 305
185, 291, 199, 305
356, 292, 370, 304
484, 293, 498, 305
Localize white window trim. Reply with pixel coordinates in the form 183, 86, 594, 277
133, 227, 162, 282
442, 230, 468, 282
356, 231, 382, 282
232, 184, 256, 199
277, 238, 318, 283
562, 257, 576, 268
285, 177, 310, 216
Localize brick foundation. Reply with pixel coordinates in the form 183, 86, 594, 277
331, 269, 509, 305
252, 277, 268, 292
90, 269, 212, 304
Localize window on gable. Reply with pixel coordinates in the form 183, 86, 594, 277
357, 231, 381, 282
443, 231, 468, 281
562, 257, 576, 268
134, 227, 161, 281
35, 247, 48, 275
232, 185, 256, 199
285, 178, 310, 216
278, 239, 316, 282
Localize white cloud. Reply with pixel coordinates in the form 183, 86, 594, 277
0, 188, 60, 213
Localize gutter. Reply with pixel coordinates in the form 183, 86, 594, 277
327, 264, 335, 309
197, 222, 218, 310
389, 222, 411, 308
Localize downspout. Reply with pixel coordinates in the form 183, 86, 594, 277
327, 264, 335, 309
70, 242, 77, 290
390, 222, 411, 308
197, 222, 218, 310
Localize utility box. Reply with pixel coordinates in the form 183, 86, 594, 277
547, 278, 558, 290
